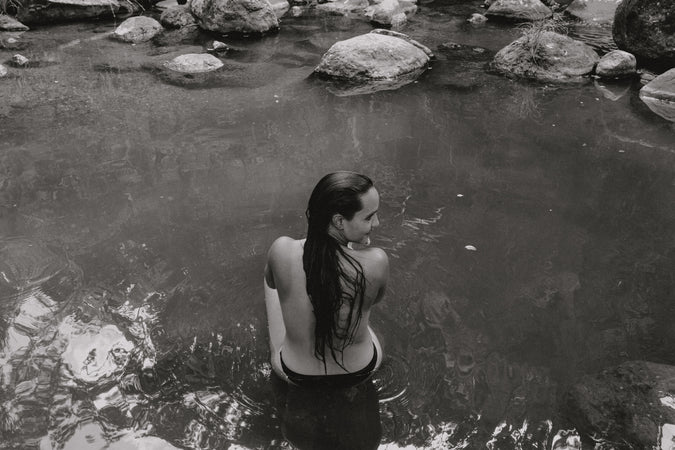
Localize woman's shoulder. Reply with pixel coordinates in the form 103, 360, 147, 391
268, 236, 303, 259
355, 246, 389, 278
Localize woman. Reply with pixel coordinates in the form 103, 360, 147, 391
264, 171, 389, 388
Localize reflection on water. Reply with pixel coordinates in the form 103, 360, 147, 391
1, 2, 675, 448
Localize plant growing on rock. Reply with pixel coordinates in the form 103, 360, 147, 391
517, 12, 568, 66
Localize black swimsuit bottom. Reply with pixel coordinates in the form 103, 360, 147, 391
280, 344, 378, 388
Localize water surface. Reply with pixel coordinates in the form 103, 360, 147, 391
1, 1, 674, 448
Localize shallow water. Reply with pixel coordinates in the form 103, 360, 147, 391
0, 1, 674, 448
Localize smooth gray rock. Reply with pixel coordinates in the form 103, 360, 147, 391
485, 0, 552, 21
596, 50, 636, 78
639, 68, 675, 122
315, 0, 368, 16
613, 0, 675, 65
314, 30, 430, 81
492, 30, 599, 82
0, 15, 29, 31
190, 0, 278, 34
163, 53, 224, 73
0, 64, 7, 77
112, 16, 163, 43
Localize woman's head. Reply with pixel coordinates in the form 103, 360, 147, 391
306, 172, 379, 245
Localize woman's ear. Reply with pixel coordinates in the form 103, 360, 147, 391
331, 214, 344, 230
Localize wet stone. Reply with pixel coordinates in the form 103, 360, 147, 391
0, 15, 29, 31
596, 49, 636, 79
163, 53, 224, 73
111, 16, 163, 43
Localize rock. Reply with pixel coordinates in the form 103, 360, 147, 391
564, 361, 675, 447
0, 15, 29, 31
314, 30, 430, 81
639, 68, 675, 122
15, 0, 120, 24
207, 40, 229, 53
492, 30, 599, 82
467, 13, 487, 24
190, 0, 279, 34
10, 53, 29, 67
0, 63, 7, 77
364, 0, 417, 27
613, 0, 675, 66
112, 16, 163, 43
565, 0, 619, 25
163, 53, 224, 73
539, 0, 574, 10
596, 49, 636, 78
315, 0, 368, 15
269, 0, 290, 17
485, 0, 552, 21
159, 5, 198, 28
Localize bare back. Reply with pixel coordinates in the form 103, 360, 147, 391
265, 236, 388, 375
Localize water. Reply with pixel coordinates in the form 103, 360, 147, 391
1, 0, 674, 448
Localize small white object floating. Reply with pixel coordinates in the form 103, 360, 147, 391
457, 194, 464, 197
465, 245, 477, 251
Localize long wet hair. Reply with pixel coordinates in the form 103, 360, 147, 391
303, 171, 373, 371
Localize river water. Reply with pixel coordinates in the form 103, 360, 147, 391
1, 1, 674, 448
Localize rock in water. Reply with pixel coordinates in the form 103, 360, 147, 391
190, 0, 279, 34
613, 0, 675, 66
595, 49, 636, 78
492, 30, 599, 82
164, 53, 224, 73
485, 0, 552, 21
314, 31, 430, 80
0, 15, 29, 31
639, 68, 675, 122
112, 16, 163, 43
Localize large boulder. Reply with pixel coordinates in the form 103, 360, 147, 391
314, 29, 431, 81
492, 30, 599, 82
13, 0, 156, 23
613, 0, 675, 66
111, 16, 163, 43
485, 0, 552, 21
564, 361, 675, 447
639, 68, 675, 122
190, 0, 279, 34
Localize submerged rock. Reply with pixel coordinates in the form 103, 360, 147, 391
112, 16, 163, 43
163, 53, 224, 73
190, 0, 279, 34
314, 30, 431, 81
564, 360, 675, 447
485, 0, 552, 21
595, 49, 636, 78
613, 0, 675, 66
0, 15, 29, 31
639, 68, 675, 122
0, 63, 7, 77
492, 30, 599, 82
